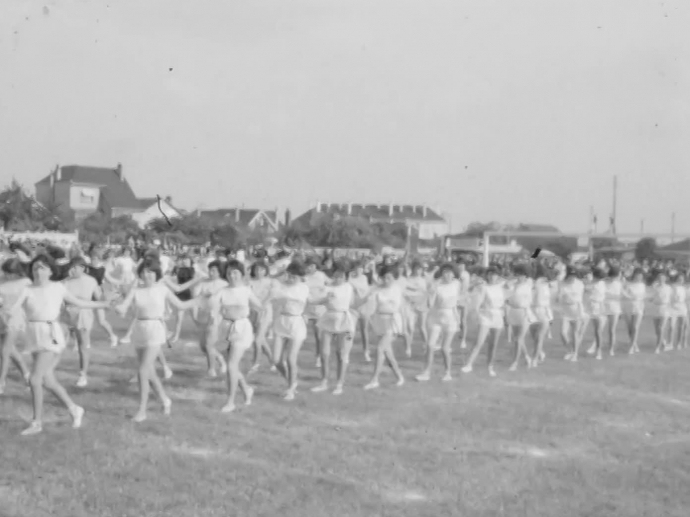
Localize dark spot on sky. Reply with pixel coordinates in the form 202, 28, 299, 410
531, 247, 542, 259
169, 67, 173, 72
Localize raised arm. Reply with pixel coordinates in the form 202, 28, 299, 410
64, 290, 111, 310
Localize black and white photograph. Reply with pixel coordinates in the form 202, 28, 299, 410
1, 1, 689, 516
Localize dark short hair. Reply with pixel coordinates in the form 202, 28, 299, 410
250, 261, 269, 279
28, 254, 57, 281
331, 262, 351, 279
68, 256, 88, 271
137, 257, 162, 281
286, 260, 306, 277
2, 258, 27, 277
608, 266, 621, 278
225, 259, 245, 277
512, 264, 531, 277
435, 262, 457, 279
377, 265, 399, 280
207, 260, 225, 276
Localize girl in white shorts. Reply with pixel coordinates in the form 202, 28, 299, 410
115, 257, 202, 423
271, 260, 310, 401
6, 255, 112, 436
603, 267, 623, 356
311, 262, 357, 395
208, 260, 262, 412
650, 271, 672, 354
669, 273, 687, 350
557, 267, 585, 362
415, 263, 459, 382
622, 268, 647, 354
529, 265, 554, 366
0, 258, 31, 394
358, 265, 406, 390
505, 264, 536, 371
462, 266, 506, 377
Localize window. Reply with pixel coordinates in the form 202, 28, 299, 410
79, 188, 96, 205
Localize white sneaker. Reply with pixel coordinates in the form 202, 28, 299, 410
76, 373, 87, 388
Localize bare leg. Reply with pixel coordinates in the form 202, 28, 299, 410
462, 325, 490, 373
311, 332, 331, 392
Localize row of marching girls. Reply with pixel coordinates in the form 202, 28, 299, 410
557, 265, 689, 360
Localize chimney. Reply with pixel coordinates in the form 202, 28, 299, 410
388, 203, 393, 216
116, 163, 123, 182
285, 208, 292, 226
235, 207, 240, 223
347, 202, 352, 215
423, 205, 427, 217
315, 199, 320, 212
56, 167, 62, 181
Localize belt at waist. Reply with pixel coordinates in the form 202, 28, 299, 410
136, 318, 164, 321
280, 312, 303, 317
28, 320, 57, 323
376, 312, 396, 316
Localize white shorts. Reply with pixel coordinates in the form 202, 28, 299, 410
370, 312, 404, 336
478, 309, 504, 330
273, 314, 307, 342
25, 321, 66, 354
506, 307, 536, 327
426, 308, 459, 331
132, 319, 167, 348
218, 318, 254, 353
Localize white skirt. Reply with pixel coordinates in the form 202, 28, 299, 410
25, 321, 66, 354
651, 304, 670, 319
623, 300, 645, 316
370, 312, 404, 336
132, 319, 167, 348
218, 318, 254, 353
478, 308, 504, 330
532, 306, 553, 324
317, 310, 356, 335
273, 314, 307, 341
604, 300, 622, 317
506, 307, 536, 327
426, 308, 459, 331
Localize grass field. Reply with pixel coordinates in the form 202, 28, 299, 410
2, 314, 690, 517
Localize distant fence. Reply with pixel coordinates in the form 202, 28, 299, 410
0, 230, 80, 248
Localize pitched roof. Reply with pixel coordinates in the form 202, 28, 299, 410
36, 165, 141, 209
295, 204, 445, 225
198, 208, 277, 227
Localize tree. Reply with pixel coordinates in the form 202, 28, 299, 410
147, 214, 215, 245
0, 179, 67, 231
78, 213, 141, 244
635, 237, 657, 261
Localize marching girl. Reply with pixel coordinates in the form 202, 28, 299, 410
668, 273, 687, 350
462, 266, 506, 377
529, 264, 554, 366
357, 264, 405, 390
271, 260, 311, 401
248, 261, 275, 373
505, 264, 536, 371
186, 260, 228, 377
0, 258, 31, 394
348, 260, 374, 362
303, 257, 329, 368
621, 268, 647, 354
415, 263, 459, 382
404, 261, 430, 347
310, 262, 357, 395
114, 257, 203, 423
86, 247, 121, 348
168, 255, 196, 344
207, 260, 262, 412
3, 254, 113, 436
650, 271, 672, 354
603, 267, 623, 356
557, 267, 585, 362
584, 269, 607, 360
456, 260, 472, 349
394, 262, 415, 358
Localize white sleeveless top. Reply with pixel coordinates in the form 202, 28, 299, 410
429, 279, 460, 310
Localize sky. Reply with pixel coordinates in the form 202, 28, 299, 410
1, 0, 689, 235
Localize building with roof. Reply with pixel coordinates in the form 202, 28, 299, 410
34, 164, 143, 223
195, 208, 280, 233
293, 202, 448, 240
34, 163, 183, 228
131, 196, 183, 229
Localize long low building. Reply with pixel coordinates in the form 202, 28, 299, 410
292, 201, 449, 240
